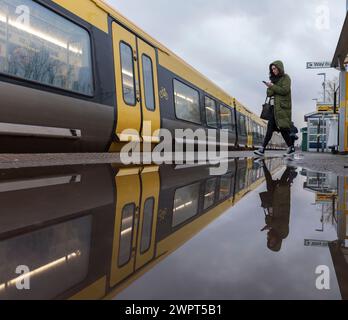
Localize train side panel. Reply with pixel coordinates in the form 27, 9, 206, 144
0, 0, 116, 152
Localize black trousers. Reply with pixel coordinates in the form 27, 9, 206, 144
263, 164, 293, 191
263, 111, 293, 148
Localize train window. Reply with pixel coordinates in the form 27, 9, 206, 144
251, 122, 256, 138
219, 173, 233, 200
120, 42, 136, 105
220, 105, 234, 131
238, 114, 247, 136
174, 79, 201, 124
204, 178, 217, 210
118, 203, 136, 267
237, 168, 247, 192
0, 0, 93, 95
172, 182, 200, 227
142, 54, 155, 111
140, 197, 155, 254
205, 96, 217, 128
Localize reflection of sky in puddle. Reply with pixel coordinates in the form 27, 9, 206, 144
117, 167, 342, 300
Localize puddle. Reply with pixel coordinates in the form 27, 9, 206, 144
0, 158, 346, 300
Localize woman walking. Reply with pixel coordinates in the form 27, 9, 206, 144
255, 61, 295, 156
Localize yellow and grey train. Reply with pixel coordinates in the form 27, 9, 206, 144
0, 0, 286, 153
0, 158, 284, 299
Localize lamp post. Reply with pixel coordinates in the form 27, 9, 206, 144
316, 75, 326, 153
317, 73, 327, 103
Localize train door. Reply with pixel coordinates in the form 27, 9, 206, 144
135, 166, 160, 270
236, 112, 245, 147
111, 23, 161, 147
137, 39, 161, 143
247, 117, 253, 148
110, 168, 141, 287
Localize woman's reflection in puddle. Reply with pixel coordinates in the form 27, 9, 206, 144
258, 160, 298, 252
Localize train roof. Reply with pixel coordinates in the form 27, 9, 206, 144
55, 0, 261, 120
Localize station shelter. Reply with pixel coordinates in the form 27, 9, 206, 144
304, 104, 338, 152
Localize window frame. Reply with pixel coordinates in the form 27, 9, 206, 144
218, 173, 234, 201
204, 95, 218, 128
117, 203, 136, 268
173, 78, 202, 125
0, 0, 95, 97
252, 122, 257, 140
203, 177, 218, 210
172, 181, 201, 228
120, 40, 137, 107
238, 113, 247, 136
140, 197, 155, 255
219, 104, 234, 132
141, 53, 156, 111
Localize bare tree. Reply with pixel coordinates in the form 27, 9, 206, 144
318, 77, 339, 104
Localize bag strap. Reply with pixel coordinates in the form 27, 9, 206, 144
264, 96, 270, 104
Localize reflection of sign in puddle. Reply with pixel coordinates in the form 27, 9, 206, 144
304, 239, 330, 247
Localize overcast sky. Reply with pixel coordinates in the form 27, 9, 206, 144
106, 0, 346, 129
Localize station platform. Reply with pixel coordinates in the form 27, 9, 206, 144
0, 151, 346, 173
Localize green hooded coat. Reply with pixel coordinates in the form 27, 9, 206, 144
267, 61, 292, 130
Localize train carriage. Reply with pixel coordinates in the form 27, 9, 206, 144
0, 0, 284, 153
0, 156, 286, 299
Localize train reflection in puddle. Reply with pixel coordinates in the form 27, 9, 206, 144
0, 158, 285, 300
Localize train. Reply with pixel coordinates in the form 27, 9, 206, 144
0, 158, 284, 299
0, 0, 286, 153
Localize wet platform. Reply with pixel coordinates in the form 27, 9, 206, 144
0, 157, 347, 300
0, 151, 347, 171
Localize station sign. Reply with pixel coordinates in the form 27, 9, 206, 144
316, 104, 334, 113
306, 62, 332, 69
304, 239, 330, 247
